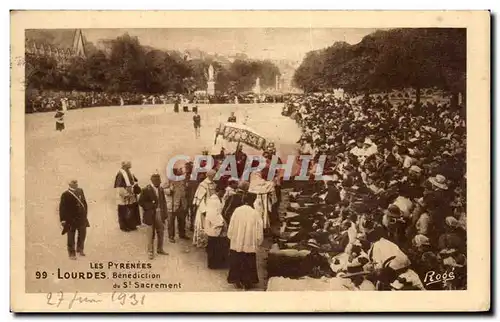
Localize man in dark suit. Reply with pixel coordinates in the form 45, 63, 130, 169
59, 180, 89, 260
139, 173, 168, 259
193, 110, 201, 138
163, 168, 189, 243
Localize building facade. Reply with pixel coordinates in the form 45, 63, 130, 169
25, 29, 87, 62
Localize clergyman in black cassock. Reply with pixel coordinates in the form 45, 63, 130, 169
114, 161, 141, 231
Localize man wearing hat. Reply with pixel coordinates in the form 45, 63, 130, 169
382, 204, 407, 245
59, 179, 89, 259
138, 173, 169, 259
428, 174, 449, 191
337, 258, 375, 291
425, 174, 453, 226
438, 216, 466, 253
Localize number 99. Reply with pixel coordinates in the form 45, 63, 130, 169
36, 271, 48, 279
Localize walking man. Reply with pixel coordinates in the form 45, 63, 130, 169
139, 173, 169, 259
193, 110, 201, 138
59, 179, 89, 260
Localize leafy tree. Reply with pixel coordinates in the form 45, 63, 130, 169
85, 50, 110, 91
106, 33, 147, 93
25, 54, 59, 90
25, 32, 282, 97
293, 28, 466, 106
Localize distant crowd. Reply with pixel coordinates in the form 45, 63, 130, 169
25, 90, 285, 113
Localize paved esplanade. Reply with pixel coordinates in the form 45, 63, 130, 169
25, 103, 301, 293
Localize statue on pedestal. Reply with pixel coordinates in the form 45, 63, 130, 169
253, 77, 261, 95
207, 64, 215, 96
208, 64, 214, 81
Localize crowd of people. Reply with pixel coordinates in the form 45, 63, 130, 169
271, 92, 466, 290
26, 90, 285, 113
109, 140, 281, 291
58, 88, 467, 291
27, 91, 180, 113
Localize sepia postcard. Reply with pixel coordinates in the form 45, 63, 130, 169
10, 10, 490, 312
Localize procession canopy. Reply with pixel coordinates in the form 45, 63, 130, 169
215, 122, 267, 151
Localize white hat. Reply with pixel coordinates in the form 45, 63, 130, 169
409, 165, 422, 174
390, 278, 405, 290
445, 216, 459, 228
307, 239, 321, 249
413, 234, 431, 248
384, 255, 411, 271
428, 174, 449, 190
442, 256, 463, 268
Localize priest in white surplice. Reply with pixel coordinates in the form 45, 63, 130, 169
227, 193, 264, 290
192, 169, 217, 248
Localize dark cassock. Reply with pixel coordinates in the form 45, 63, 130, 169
59, 182, 89, 259
221, 181, 249, 224
227, 116, 236, 123
114, 165, 141, 231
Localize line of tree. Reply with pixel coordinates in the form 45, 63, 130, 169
293, 28, 466, 106
25, 33, 281, 95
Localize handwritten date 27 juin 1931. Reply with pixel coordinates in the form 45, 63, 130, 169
46, 291, 145, 309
